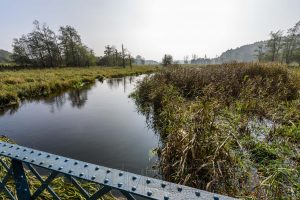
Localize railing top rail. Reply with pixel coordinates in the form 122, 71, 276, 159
0, 141, 236, 200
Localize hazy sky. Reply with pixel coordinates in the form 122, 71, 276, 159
1, 0, 299, 60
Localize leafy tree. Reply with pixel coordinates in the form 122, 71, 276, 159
12, 20, 96, 67
162, 54, 173, 66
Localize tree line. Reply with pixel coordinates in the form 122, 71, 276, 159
11, 20, 140, 68
97, 44, 134, 68
256, 21, 300, 64
12, 20, 96, 67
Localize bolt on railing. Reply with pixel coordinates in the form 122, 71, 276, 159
0, 141, 236, 200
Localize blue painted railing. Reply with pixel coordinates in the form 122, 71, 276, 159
0, 141, 236, 200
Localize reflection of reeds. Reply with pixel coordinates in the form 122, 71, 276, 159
0, 66, 158, 108
132, 63, 300, 199
0, 136, 115, 199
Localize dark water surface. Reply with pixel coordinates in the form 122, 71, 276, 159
0, 75, 158, 176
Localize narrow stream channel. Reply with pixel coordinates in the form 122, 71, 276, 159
0, 75, 159, 177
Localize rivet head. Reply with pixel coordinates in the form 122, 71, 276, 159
131, 186, 136, 191
23, 157, 28, 160
55, 157, 59, 160
95, 167, 99, 171
147, 191, 152, 196
161, 183, 166, 188
23, 149, 27, 152
69, 170, 73, 173
195, 191, 200, 197
49, 164, 52, 168
177, 187, 182, 192
58, 167, 63, 170
38, 153, 42, 156
16, 147, 20, 150
118, 183, 123, 187
74, 162, 78, 165
30, 150, 34, 154
146, 179, 151, 184
214, 196, 219, 200
132, 176, 137, 181
84, 164, 88, 168
40, 162, 44, 165
47, 155, 50, 158
31, 159, 35, 163
164, 195, 169, 200
119, 172, 123, 176
106, 169, 110, 173
91, 176, 96, 180
79, 173, 84, 177
15, 155, 19, 157
8, 153, 11, 155
64, 159, 68, 162
104, 179, 109, 183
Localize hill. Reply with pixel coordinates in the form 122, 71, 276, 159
214, 41, 267, 63
0, 49, 12, 63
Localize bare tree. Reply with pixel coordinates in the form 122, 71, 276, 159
266, 30, 283, 62
283, 21, 300, 64
183, 55, 189, 64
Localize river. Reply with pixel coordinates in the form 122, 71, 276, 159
0, 75, 159, 177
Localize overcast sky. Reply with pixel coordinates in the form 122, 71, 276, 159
1, 0, 299, 60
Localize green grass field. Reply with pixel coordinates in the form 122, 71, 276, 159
0, 66, 158, 107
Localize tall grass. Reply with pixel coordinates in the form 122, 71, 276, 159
132, 63, 300, 199
0, 66, 158, 107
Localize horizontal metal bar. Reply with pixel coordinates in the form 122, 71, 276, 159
0, 141, 236, 200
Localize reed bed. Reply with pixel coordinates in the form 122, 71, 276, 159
132, 63, 300, 199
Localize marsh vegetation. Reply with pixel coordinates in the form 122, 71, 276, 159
132, 63, 300, 199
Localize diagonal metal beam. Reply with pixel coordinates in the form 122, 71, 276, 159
31, 171, 59, 200
66, 175, 90, 199
0, 158, 11, 172
120, 191, 137, 200
88, 186, 112, 200
26, 163, 61, 200
0, 166, 16, 200
11, 159, 31, 200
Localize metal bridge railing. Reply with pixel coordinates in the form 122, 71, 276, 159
0, 141, 236, 200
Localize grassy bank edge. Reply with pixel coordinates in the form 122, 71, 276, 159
0, 66, 159, 108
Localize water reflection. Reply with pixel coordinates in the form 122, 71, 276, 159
0, 75, 158, 176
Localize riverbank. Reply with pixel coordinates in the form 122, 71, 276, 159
0, 66, 158, 107
132, 63, 300, 199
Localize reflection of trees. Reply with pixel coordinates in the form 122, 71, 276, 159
0, 104, 20, 117
106, 78, 123, 90
44, 94, 67, 113
106, 76, 136, 93
68, 89, 88, 108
